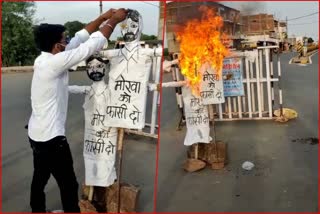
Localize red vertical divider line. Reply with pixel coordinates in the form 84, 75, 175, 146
0, 1, 3, 211
153, 0, 167, 213
318, 1, 320, 212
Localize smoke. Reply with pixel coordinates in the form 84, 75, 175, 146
240, 2, 267, 15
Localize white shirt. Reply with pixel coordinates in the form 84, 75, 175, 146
28, 29, 107, 141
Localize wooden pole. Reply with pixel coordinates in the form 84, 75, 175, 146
116, 128, 125, 213
194, 144, 198, 159
99, 0, 102, 15
88, 186, 94, 201
212, 105, 218, 161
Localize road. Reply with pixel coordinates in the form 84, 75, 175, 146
156, 52, 318, 212
1, 71, 157, 212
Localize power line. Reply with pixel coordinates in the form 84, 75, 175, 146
141, 1, 159, 8
287, 11, 318, 21
289, 20, 319, 25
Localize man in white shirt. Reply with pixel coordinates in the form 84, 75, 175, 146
28, 8, 127, 213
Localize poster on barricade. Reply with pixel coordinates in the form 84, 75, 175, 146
222, 58, 244, 97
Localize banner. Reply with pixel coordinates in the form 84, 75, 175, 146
222, 58, 244, 97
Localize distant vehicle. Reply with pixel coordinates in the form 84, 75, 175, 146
234, 35, 280, 52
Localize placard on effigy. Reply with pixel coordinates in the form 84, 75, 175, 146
182, 86, 212, 146
199, 64, 225, 105
103, 48, 155, 129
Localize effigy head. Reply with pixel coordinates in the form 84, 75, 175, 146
120, 9, 143, 43
85, 55, 109, 82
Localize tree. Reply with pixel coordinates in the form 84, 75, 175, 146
307, 37, 314, 44
64, 21, 86, 38
116, 33, 157, 42
117, 36, 124, 41
141, 33, 157, 41
2, 2, 38, 66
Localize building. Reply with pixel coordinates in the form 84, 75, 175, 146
240, 14, 287, 41
240, 14, 275, 36
158, 1, 165, 40
166, 1, 241, 53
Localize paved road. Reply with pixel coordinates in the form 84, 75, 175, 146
2, 71, 157, 212
156, 52, 318, 212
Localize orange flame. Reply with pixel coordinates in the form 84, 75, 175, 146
175, 6, 230, 95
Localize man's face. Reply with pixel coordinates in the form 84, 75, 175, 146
121, 10, 141, 42
57, 32, 68, 52
86, 59, 106, 81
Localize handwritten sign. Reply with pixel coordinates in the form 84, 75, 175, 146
83, 87, 118, 187
200, 64, 225, 105
182, 87, 212, 146
105, 50, 152, 129
222, 58, 244, 97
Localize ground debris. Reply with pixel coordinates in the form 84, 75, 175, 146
291, 137, 318, 145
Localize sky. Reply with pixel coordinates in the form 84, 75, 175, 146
34, 1, 319, 41
33, 1, 160, 40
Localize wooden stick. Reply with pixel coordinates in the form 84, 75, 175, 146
212, 105, 218, 161
194, 144, 198, 159
88, 186, 94, 201
116, 128, 125, 213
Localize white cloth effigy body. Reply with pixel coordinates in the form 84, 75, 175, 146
70, 83, 118, 187
182, 86, 212, 146
103, 44, 161, 129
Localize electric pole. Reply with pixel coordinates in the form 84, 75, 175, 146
99, 0, 102, 15
286, 16, 288, 38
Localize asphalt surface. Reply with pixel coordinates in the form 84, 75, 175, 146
1, 52, 318, 212
156, 52, 318, 212
1, 71, 157, 212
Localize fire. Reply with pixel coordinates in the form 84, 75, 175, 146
175, 6, 230, 95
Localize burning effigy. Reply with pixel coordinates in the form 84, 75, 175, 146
175, 5, 230, 96
162, 6, 229, 172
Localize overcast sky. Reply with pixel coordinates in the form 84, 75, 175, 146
33, 1, 160, 40
34, 1, 319, 41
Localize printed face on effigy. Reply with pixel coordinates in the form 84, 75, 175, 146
86, 58, 109, 82
120, 10, 143, 43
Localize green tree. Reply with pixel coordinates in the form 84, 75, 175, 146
116, 33, 157, 42
2, 2, 38, 66
307, 37, 314, 44
117, 36, 124, 41
141, 33, 157, 41
64, 21, 86, 38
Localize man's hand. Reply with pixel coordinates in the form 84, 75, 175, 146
109, 8, 128, 23
85, 8, 116, 34
99, 8, 128, 39
100, 8, 116, 21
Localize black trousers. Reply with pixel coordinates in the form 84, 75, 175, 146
29, 136, 80, 213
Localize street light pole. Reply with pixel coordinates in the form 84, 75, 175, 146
286, 16, 288, 38
99, 0, 102, 15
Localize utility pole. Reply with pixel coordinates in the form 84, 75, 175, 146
286, 16, 288, 38
99, 0, 102, 15
158, 2, 165, 40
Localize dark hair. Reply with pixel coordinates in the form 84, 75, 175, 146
34, 24, 66, 52
86, 55, 109, 65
